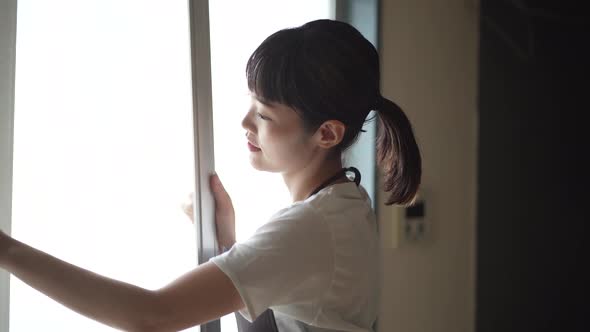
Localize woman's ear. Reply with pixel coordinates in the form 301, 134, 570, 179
314, 120, 346, 149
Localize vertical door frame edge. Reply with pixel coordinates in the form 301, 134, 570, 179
0, 0, 18, 330
188, 1, 220, 331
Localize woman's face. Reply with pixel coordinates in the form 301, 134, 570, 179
241, 93, 315, 174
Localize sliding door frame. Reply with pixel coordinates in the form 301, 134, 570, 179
0, 0, 18, 330
188, 0, 219, 331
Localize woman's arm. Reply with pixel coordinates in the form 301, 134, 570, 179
0, 232, 244, 332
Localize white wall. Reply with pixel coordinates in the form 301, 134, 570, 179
376, 1, 479, 331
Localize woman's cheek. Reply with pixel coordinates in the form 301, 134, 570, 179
262, 133, 290, 162
263, 123, 309, 168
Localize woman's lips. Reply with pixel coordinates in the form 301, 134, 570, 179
247, 142, 261, 152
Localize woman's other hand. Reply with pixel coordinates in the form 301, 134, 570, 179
181, 193, 196, 224
181, 174, 236, 251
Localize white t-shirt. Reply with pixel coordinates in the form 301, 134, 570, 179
210, 181, 380, 332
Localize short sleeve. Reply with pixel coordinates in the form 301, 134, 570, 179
209, 204, 333, 322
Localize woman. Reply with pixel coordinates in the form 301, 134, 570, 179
0, 19, 421, 331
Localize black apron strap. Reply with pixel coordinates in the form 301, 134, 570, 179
235, 166, 361, 332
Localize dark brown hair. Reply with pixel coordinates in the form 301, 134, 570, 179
246, 19, 421, 205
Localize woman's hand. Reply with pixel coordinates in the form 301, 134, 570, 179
210, 174, 236, 250
182, 174, 236, 251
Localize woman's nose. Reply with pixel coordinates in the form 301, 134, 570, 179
241, 111, 254, 132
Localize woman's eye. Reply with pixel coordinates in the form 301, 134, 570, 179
256, 112, 270, 121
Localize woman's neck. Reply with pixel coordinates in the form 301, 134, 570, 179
282, 157, 345, 203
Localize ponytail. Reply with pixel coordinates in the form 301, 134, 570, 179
375, 96, 422, 206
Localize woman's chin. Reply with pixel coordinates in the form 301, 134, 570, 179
248, 157, 281, 173
248, 156, 265, 171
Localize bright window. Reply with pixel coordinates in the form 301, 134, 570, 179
10, 0, 197, 331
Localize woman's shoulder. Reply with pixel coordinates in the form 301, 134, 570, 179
235, 199, 329, 251
305, 182, 375, 221
261, 199, 328, 237
253, 181, 376, 245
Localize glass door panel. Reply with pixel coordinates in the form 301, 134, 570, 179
11, 1, 197, 330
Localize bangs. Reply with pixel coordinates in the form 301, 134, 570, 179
246, 28, 306, 109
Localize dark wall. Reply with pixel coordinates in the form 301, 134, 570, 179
477, 1, 588, 331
